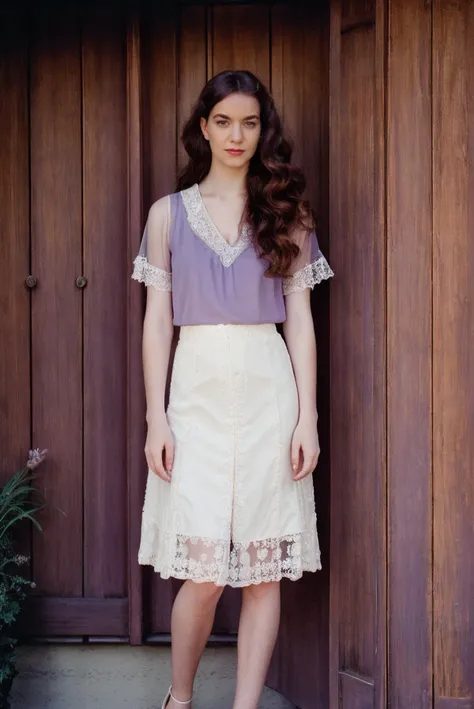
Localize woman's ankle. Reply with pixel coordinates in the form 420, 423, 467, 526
169, 685, 193, 705
169, 697, 192, 709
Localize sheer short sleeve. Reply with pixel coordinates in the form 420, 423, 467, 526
282, 227, 334, 296
131, 195, 172, 291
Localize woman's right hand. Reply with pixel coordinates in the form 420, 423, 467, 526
144, 415, 175, 483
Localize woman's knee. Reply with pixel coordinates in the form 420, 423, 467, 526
242, 580, 280, 601
185, 579, 225, 603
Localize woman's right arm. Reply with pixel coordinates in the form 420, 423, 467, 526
132, 195, 175, 482
142, 286, 175, 482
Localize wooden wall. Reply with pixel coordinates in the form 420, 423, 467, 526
330, 0, 474, 707
330, 0, 387, 706
432, 3, 474, 705
2, 0, 474, 707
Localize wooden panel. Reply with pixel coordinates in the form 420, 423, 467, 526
330, 14, 379, 683
329, 9, 343, 707
177, 4, 207, 172
0, 11, 30, 485
271, 2, 329, 216
341, 0, 375, 32
127, 10, 146, 646
141, 1, 178, 633
373, 2, 387, 707
267, 4, 331, 709
82, 3, 128, 599
387, 0, 433, 707
339, 672, 374, 709
211, 4, 270, 88
433, 0, 474, 702
23, 597, 128, 636
329, 0, 387, 705
30, 3, 83, 595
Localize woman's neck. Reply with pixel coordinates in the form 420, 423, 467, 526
200, 161, 248, 196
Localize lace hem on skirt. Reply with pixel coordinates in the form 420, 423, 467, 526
138, 530, 322, 587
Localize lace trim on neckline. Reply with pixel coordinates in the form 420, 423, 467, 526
180, 183, 252, 267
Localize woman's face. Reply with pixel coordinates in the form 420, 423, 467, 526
200, 92, 261, 169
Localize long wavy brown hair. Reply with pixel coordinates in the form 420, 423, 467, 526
176, 70, 316, 277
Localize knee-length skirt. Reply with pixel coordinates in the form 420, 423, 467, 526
138, 322, 322, 587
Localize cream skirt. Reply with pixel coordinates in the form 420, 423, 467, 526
138, 323, 322, 587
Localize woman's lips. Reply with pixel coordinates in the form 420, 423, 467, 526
226, 149, 244, 155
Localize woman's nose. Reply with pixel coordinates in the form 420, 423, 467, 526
230, 124, 244, 143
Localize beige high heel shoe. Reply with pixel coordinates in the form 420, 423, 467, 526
161, 685, 193, 709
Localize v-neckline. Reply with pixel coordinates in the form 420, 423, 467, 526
180, 183, 253, 268
194, 182, 244, 249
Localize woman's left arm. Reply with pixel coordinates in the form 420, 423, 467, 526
282, 288, 320, 481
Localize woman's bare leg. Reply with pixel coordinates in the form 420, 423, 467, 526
232, 581, 281, 709
167, 579, 225, 708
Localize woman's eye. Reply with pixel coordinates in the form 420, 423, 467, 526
217, 120, 228, 126
245, 122, 257, 128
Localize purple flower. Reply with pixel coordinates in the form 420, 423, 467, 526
14, 554, 30, 565
26, 448, 48, 470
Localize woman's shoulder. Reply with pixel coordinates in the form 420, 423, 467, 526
147, 190, 183, 223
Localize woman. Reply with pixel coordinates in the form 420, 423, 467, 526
132, 70, 334, 709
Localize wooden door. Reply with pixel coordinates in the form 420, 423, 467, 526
1, 2, 130, 637
1, 4, 331, 698
1, 3, 328, 668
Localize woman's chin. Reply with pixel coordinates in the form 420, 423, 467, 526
218, 152, 251, 169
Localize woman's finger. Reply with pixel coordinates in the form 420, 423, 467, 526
291, 438, 301, 475
293, 449, 317, 480
164, 440, 175, 475
149, 449, 171, 483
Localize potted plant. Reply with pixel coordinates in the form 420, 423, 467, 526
0, 448, 47, 709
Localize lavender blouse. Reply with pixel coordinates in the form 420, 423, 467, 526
131, 183, 334, 326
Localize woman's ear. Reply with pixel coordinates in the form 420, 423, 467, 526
200, 116, 209, 141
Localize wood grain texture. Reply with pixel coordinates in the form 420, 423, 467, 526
387, 0, 433, 707
127, 7, 146, 646
341, 0, 375, 32
30, 3, 83, 595
373, 0, 387, 706
435, 701, 473, 709
329, 9, 342, 707
267, 4, 331, 709
330, 7, 384, 704
23, 597, 128, 636
0, 5, 32, 577
339, 671, 375, 709
82, 1, 128, 600
211, 3, 270, 88
330, 0, 388, 703
0, 9, 30, 481
177, 4, 207, 172
433, 0, 474, 701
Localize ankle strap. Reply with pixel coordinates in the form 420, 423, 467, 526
169, 686, 193, 705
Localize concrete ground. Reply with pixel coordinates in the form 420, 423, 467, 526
10, 644, 295, 709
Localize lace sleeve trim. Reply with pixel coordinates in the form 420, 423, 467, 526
282, 253, 334, 296
131, 255, 172, 292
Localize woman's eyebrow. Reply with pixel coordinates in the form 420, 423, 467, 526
212, 113, 260, 120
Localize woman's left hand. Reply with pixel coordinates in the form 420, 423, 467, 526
291, 413, 320, 481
